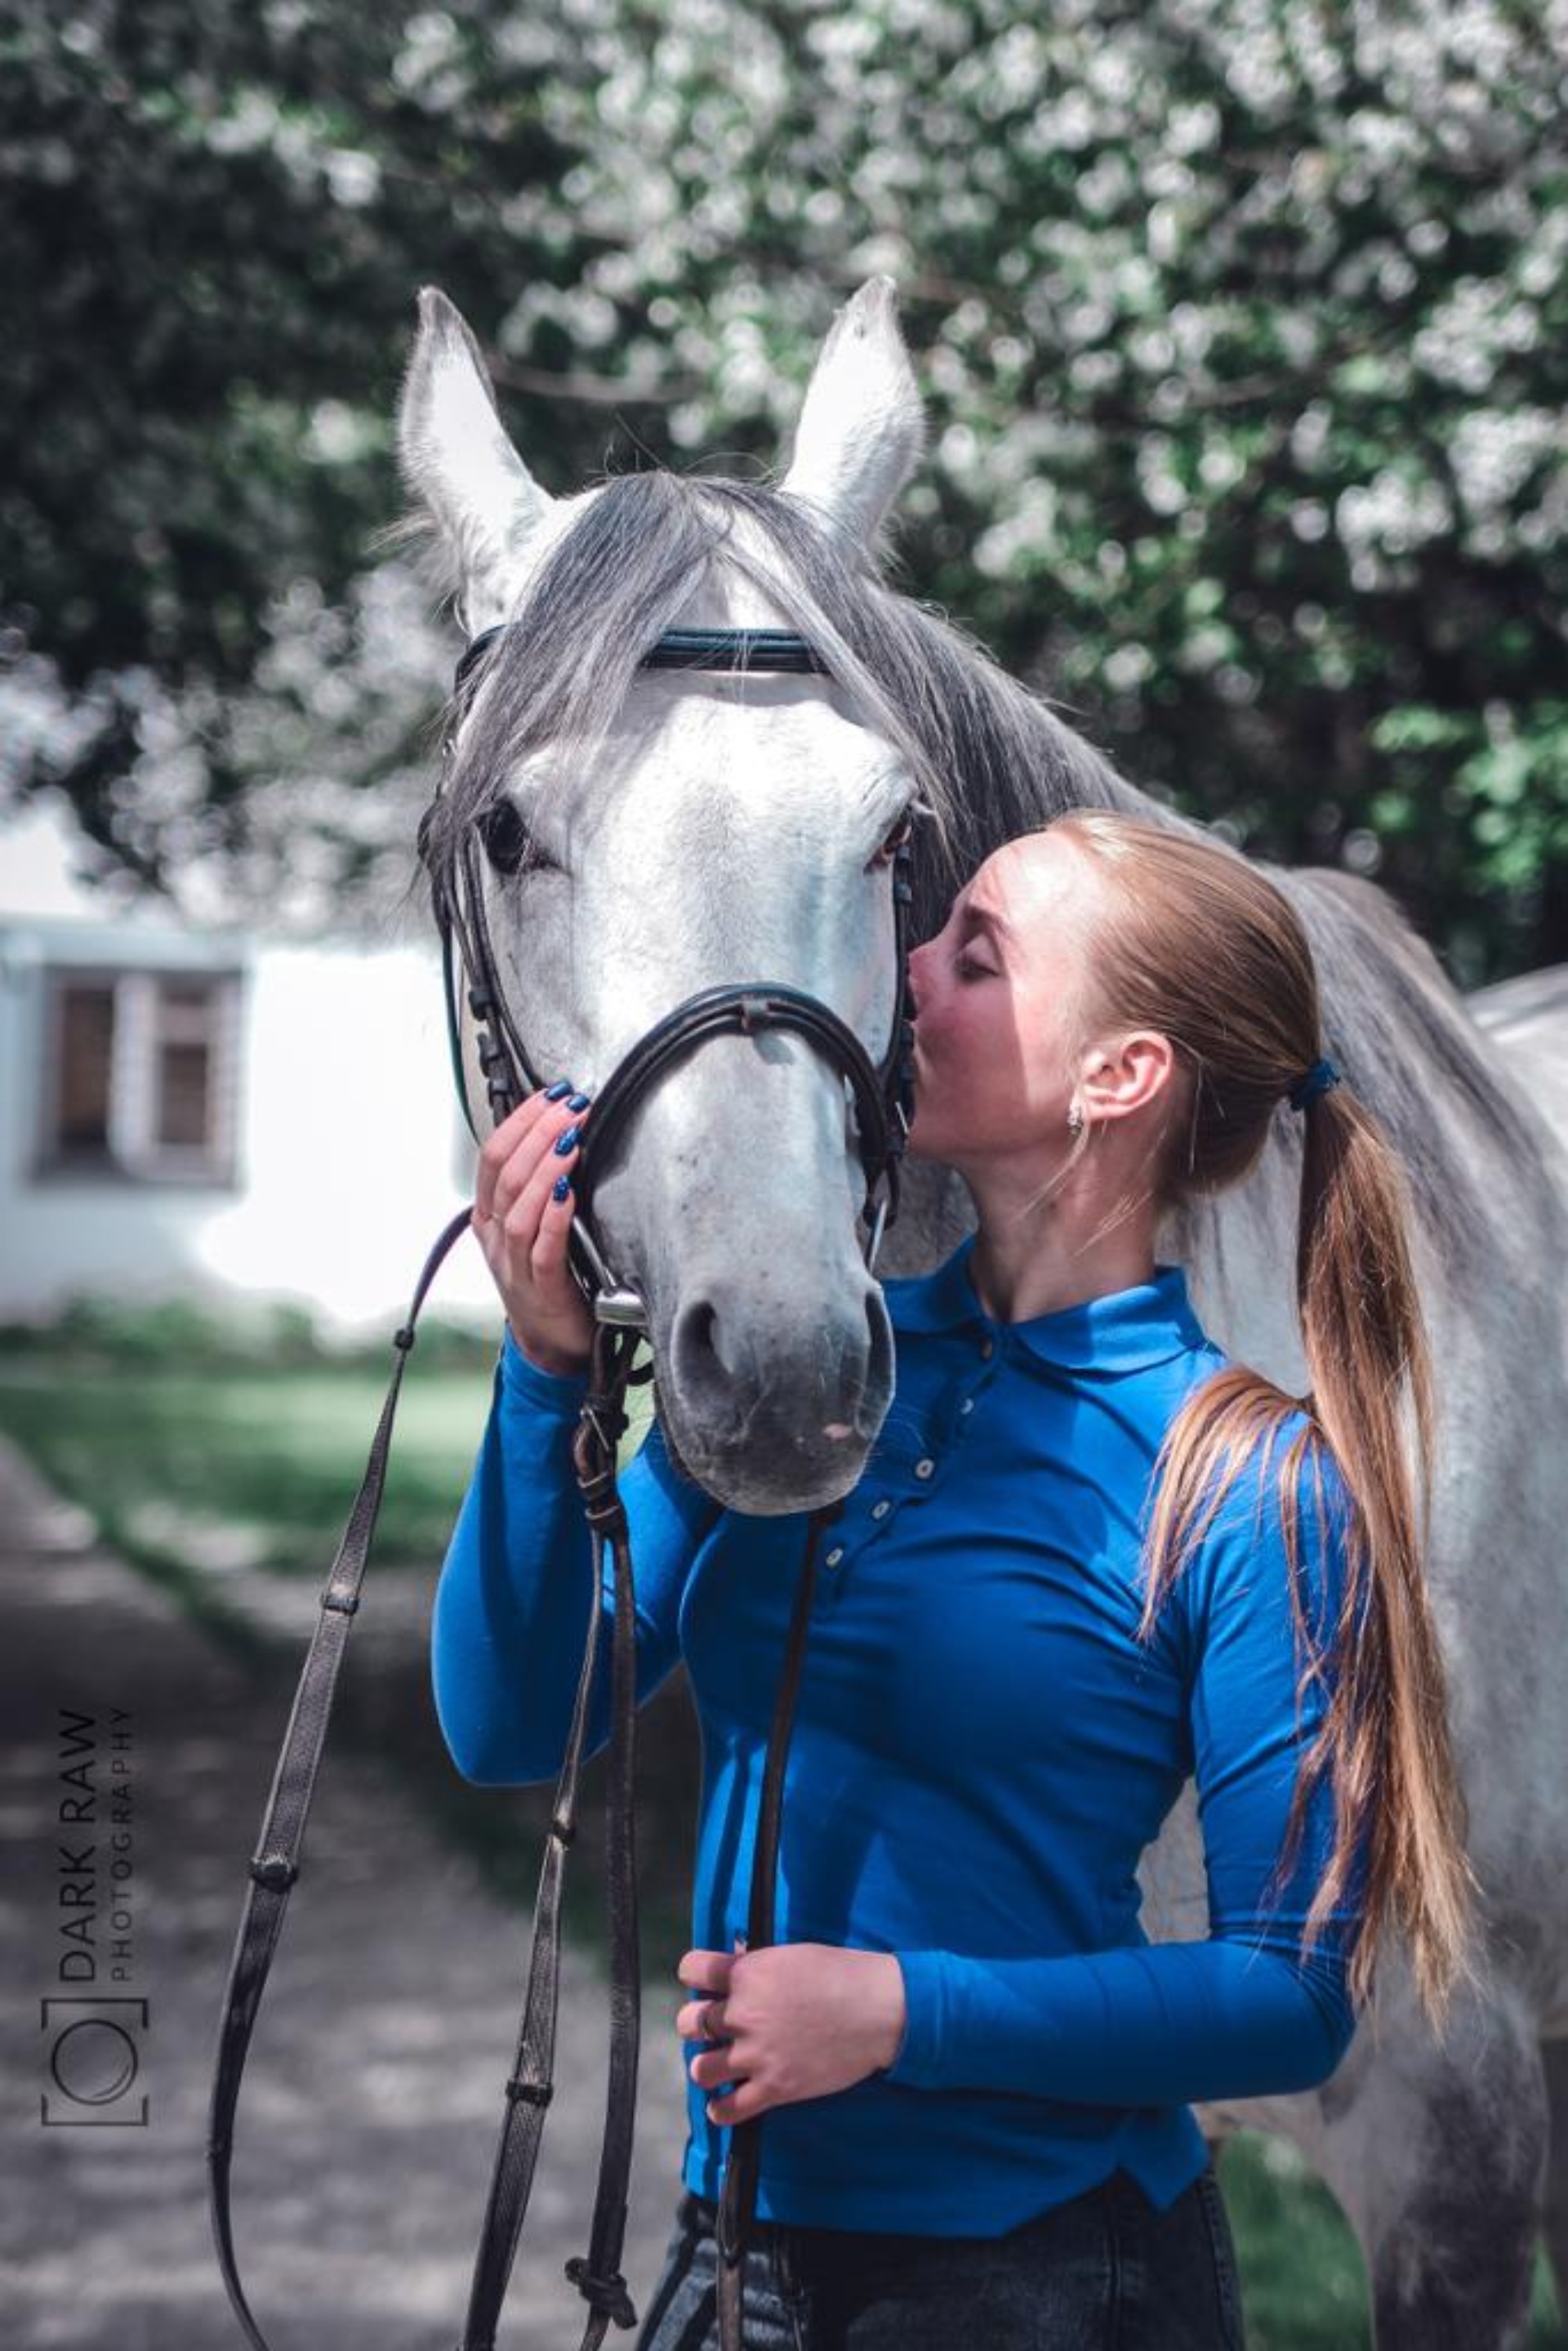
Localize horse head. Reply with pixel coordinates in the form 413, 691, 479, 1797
399, 279, 946, 1515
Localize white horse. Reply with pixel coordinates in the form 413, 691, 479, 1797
399, 278, 1568, 2347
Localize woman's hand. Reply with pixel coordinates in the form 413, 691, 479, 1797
675, 1943, 907, 2126
471, 1083, 595, 1377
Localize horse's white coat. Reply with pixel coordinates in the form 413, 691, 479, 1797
399, 279, 1568, 2344
400, 283, 929, 1507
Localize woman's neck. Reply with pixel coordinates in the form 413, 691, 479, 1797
962, 1164, 1158, 1325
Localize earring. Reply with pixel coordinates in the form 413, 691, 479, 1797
1067, 1104, 1085, 1137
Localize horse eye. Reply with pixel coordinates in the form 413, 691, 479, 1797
870, 808, 916, 868
478, 801, 548, 878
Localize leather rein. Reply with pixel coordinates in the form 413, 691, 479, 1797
207, 624, 917, 2351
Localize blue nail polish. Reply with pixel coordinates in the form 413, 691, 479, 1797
551, 1173, 572, 1202
567, 1092, 590, 1112
545, 1080, 573, 1102
553, 1125, 579, 1156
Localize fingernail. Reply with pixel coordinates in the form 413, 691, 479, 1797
551, 1174, 572, 1202
545, 1080, 573, 1102
553, 1125, 579, 1156
567, 1092, 590, 1112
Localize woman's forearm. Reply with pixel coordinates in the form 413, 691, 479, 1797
432, 1331, 715, 1786
887, 1933, 1357, 2108
430, 1341, 603, 1785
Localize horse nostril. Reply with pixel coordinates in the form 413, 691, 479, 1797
670, 1295, 733, 1404
668, 1278, 893, 1452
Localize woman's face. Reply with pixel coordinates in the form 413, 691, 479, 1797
906, 832, 1094, 1167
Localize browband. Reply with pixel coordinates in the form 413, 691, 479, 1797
452, 622, 831, 698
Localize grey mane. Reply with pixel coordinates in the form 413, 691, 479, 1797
414, 468, 1550, 1283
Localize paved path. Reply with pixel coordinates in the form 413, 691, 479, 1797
1, 1434, 694, 2351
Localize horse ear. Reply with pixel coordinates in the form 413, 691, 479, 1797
780, 277, 925, 555
398, 287, 556, 631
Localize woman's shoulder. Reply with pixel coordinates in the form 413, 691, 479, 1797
1178, 1406, 1359, 1648
1154, 1314, 1353, 1521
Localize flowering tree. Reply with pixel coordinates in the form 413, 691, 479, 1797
5, 0, 1563, 973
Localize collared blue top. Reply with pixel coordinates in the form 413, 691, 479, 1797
431, 1238, 1370, 2234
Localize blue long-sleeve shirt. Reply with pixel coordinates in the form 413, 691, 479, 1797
430, 1239, 1371, 2233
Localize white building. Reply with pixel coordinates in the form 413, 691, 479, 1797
0, 800, 501, 1338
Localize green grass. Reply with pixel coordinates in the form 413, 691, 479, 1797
0, 1354, 499, 1573
1, 1352, 1561, 2346
0, 1341, 657, 1579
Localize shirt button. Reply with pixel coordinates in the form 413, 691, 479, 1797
978, 1336, 995, 1360
914, 1458, 936, 1481
958, 1396, 975, 1416
824, 1546, 845, 1568
871, 1499, 891, 1520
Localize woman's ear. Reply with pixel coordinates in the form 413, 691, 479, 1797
1080, 1033, 1178, 1123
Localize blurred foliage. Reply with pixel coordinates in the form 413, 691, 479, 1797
0, 0, 606, 912
3, 0, 1566, 976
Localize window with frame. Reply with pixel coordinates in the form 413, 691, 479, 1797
38, 966, 243, 1184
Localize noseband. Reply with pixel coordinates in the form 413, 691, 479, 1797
208, 624, 917, 2351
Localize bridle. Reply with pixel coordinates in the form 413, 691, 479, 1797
432, 621, 915, 1318
207, 622, 918, 2351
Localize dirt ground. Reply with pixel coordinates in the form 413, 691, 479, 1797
1, 1433, 695, 2351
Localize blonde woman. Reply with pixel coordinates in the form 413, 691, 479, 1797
432, 809, 1477, 2349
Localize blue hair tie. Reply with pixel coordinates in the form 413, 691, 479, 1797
1288, 1056, 1340, 1113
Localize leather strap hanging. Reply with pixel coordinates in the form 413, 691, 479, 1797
206, 1219, 826, 2351
206, 1207, 474, 2351
207, 1232, 653, 2351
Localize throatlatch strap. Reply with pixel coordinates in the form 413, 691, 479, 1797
206, 1206, 473, 2351
715, 1508, 833, 2351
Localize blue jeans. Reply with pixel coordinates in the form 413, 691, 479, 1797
633, 2166, 1245, 2350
